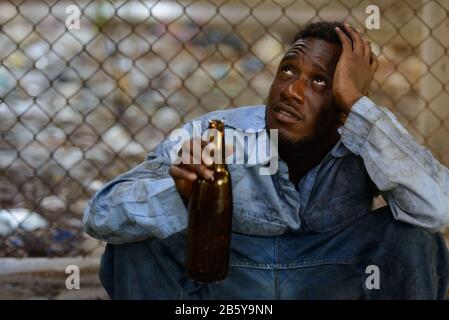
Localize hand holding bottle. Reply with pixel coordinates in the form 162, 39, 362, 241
169, 139, 214, 201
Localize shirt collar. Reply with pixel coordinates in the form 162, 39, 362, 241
236, 127, 351, 169
224, 107, 351, 168
329, 137, 352, 158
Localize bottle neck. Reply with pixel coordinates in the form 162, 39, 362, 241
214, 130, 226, 171
207, 119, 227, 171
214, 163, 227, 172
212, 129, 226, 171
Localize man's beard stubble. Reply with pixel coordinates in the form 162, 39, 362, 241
277, 132, 319, 163
264, 106, 331, 163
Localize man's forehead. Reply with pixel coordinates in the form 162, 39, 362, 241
283, 39, 308, 58
289, 38, 308, 49
283, 38, 339, 60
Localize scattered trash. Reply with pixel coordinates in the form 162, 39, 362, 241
52, 228, 75, 242
41, 195, 66, 212
0, 208, 48, 236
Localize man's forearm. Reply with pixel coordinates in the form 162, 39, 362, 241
83, 156, 188, 244
340, 96, 449, 232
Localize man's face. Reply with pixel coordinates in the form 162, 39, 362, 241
266, 38, 342, 148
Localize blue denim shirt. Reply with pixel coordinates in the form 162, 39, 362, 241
83, 97, 449, 244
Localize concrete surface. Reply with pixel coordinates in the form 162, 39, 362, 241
0, 257, 108, 300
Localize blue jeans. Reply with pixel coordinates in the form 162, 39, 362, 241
98, 206, 449, 299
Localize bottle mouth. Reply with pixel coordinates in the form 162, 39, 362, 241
208, 119, 224, 130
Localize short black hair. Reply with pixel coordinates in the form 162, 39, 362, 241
290, 21, 351, 46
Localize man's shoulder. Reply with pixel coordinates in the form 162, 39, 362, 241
193, 105, 266, 131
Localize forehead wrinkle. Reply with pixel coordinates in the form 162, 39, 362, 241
282, 40, 337, 76
284, 41, 308, 58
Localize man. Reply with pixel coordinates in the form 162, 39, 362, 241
83, 22, 449, 299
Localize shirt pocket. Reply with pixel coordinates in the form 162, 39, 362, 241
302, 192, 373, 233
232, 200, 287, 236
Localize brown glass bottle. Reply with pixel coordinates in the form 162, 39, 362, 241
185, 120, 233, 283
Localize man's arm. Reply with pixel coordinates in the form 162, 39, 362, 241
333, 24, 449, 232
82, 124, 192, 245
340, 96, 449, 232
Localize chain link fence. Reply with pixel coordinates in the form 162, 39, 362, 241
0, 0, 448, 257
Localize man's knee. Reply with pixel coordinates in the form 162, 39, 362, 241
99, 243, 114, 298
370, 206, 448, 263
98, 236, 186, 299
364, 206, 449, 299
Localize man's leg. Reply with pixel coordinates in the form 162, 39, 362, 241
98, 231, 276, 299
98, 206, 449, 299
98, 238, 184, 299
361, 207, 449, 299
277, 206, 449, 299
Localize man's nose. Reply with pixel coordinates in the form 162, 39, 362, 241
280, 80, 305, 105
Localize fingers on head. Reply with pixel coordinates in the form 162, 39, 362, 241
362, 36, 371, 60
335, 26, 352, 52
370, 52, 379, 70
344, 24, 362, 53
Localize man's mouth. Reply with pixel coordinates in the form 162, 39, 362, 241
273, 103, 304, 123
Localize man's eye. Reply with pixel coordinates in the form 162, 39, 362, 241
312, 77, 327, 86
281, 66, 294, 76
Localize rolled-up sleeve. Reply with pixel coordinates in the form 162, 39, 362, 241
83, 124, 192, 244
340, 96, 449, 232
